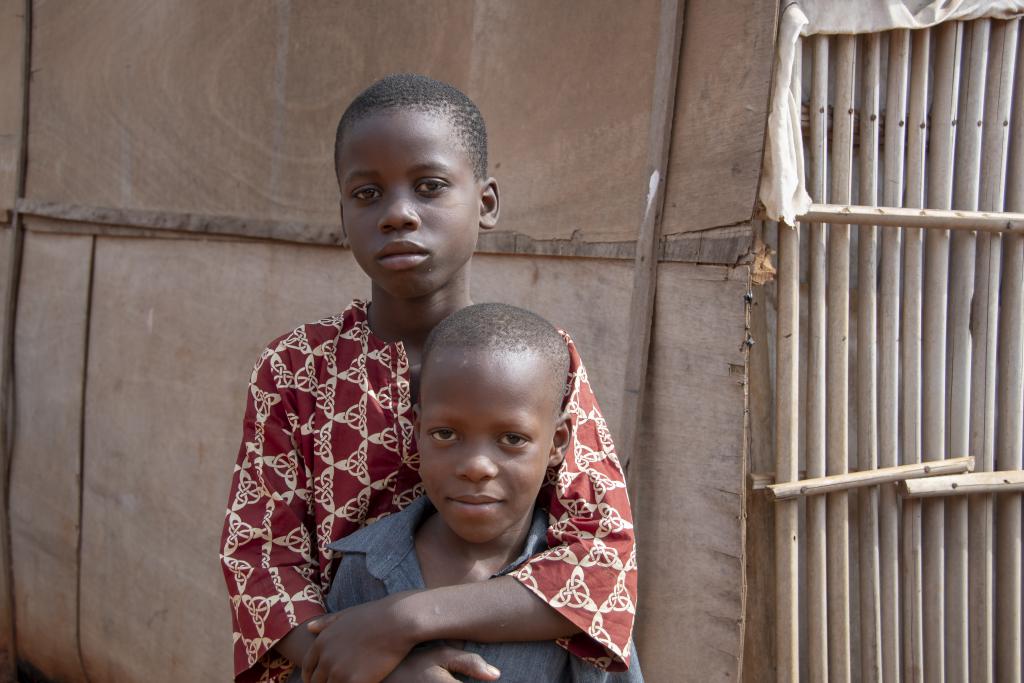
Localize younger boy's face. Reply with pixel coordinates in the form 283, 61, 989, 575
336, 110, 498, 301
415, 349, 568, 549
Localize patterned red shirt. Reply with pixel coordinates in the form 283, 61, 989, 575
220, 301, 637, 682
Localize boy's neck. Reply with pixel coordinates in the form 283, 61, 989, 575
367, 283, 472, 354
414, 508, 534, 589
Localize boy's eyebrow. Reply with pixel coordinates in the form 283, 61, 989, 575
342, 160, 458, 185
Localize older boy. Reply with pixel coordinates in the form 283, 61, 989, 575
221, 74, 637, 683
294, 304, 641, 682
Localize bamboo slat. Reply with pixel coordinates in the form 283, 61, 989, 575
826, 34, 855, 683
902, 471, 1024, 497
806, 33, 830, 682
995, 18, 1024, 681
776, 218, 801, 683
857, 33, 882, 682
900, 26, 930, 683
970, 18, 1019, 683
946, 20, 989, 681
879, 28, 909, 682
767, 457, 974, 500
921, 22, 963, 681
994, 233, 1023, 682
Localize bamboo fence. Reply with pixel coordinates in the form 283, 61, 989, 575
770, 19, 1024, 681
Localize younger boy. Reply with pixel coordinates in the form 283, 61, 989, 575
295, 303, 641, 682
221, 74, 637, 683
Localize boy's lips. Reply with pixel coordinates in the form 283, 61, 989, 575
449, 494, 502, 506
376, 241, 429, 270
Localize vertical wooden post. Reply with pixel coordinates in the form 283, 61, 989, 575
856, 31, 882, 683
995, 18, 1024, 681
775, 217, 800, 683
971, 18, 1019, 683
0, 2, 31, 680
947, 19, 989, 682
827, 33, 855, 683
879, 28, 909, 683
922, 21, 962, 681
806, 33, 830, 683
618, 0, 685, 475
901, 26, 931, 683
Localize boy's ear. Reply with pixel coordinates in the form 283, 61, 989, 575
548, 412, 571, 468
479, 177, 500, 230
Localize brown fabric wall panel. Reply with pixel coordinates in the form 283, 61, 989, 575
0, 0, 23, 209
632, 263, 748, 680
77, 238, 369, 682
468, 1, 660, 242
9, 231, 93, 682
27, 1, 659, 243
661, 0, 777, 234
470, 254, 633, 439
26, 1, 473, 229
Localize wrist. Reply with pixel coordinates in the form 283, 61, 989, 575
387, 589, 435, 648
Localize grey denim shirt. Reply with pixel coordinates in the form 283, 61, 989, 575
287, 496, 642, 683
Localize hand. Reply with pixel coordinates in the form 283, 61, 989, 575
301, 593, 417, 683
382, 644, 501, 683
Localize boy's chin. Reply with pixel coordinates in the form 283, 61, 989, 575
441, 515, 512, 546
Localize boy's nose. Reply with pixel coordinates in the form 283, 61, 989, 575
378, 196, 421, 232
455, 452, 499, 482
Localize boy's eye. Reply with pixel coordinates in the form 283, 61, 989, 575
429, 428, 457, 442
415, 179, 448, 195
499, 433, 529, 447
352, 186, 381, 201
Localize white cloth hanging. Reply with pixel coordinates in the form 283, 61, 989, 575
760, 0, 1024, 225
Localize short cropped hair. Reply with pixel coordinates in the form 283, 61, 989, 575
335, 73, 488, 180
422, 303, 570, 413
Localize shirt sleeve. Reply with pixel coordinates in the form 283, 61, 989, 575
220, 343, 324, 683
511, 335, 639, 672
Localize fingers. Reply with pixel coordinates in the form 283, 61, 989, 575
307, 612, 341, 634
301, 640, 320, 683
441, 650, 501, 681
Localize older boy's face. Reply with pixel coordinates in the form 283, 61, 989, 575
416, 349, 568, 549
336, 110, 497, 300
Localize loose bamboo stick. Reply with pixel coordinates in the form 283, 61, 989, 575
827, 33, 855, 683
901, 26, 930, 683
921, 22, 963, 681
995, 18, 1024, 681
767, 457, 974, 500
971, 18, 1019, 683
880, 28, 910, 683
806, 33, 830, 683
857, 33, 882, 683
902, 471, 1024, 497
776, 217, 801, 683
946, 20, 989, 681
791, 203, 1024, 232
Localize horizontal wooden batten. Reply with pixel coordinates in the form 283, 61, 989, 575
902, 471, 1024, 498
13, 198, 753, 265
764, 457, 975, 500
794, 202, 1024, 233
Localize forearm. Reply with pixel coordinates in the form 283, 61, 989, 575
399, 575, 580, 644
